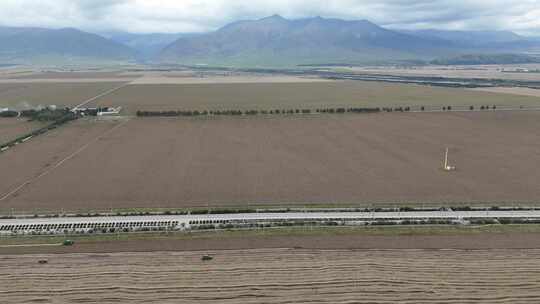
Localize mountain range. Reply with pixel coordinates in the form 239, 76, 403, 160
0, 27, 133, 64
1, 15, 539, 66
101, 32, 197, 61
160, 15, 540, 66
160, 15, 451, 66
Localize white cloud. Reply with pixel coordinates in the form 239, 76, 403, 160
0, 0, 538, 35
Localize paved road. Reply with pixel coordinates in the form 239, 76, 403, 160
1, 210, 539, 228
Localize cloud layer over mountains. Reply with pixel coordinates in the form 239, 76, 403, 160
0, 0, 539, 35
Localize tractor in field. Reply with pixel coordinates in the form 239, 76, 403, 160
62, 240, 74, 246
201, 254, 213, 261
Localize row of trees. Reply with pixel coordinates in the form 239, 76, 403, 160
317, 107, 381, 113
136, 107, 382, 117
0, 108, 73, 121
136, 104, 499, 117
0, 104, 507, 120
0, 110, 18, 118
21, 108, 73, 121
382, 107, 412, 112
416, 105, 500, 111
1, 110, 79, 151
472, 105, 498, 110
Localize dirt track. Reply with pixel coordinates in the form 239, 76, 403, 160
3, 231, 540, 255
1, 111, 540, 213
3, 248, 540, 303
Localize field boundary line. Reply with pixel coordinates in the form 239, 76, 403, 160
0, 243, 61, 248
0, 119, 131, 202
72, 83, 130, 110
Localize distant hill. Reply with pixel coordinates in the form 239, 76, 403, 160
159, 15, 456, 67
2, 19, 540, 67
159, 16, 540, 67
0, 26, 135, 64
402, 29, 523, 46
403, 29, 540, 54
103, 32, 197, 61
431, 53, 540, 65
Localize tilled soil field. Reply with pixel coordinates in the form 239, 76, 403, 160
0, 119, 45, 144
0, 82, 124, 109
89, 81, 540, 114
471, 86, 540, 97
0, 119, 123, 206
6, 71, 136, 80
1, 111, 540, 213
2, 248, 540, 303
341, 64, 540, 81
3, 230, 540, 255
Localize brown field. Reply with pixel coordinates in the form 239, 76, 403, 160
0, 119, 45, 143
2, 247, 540, 303
0, 82, 124, 109
0, 78, 136, 84
338, 64, 540, 81
129, 74, 331, 84
4, 225, 540, 255
89, 81, 540, 114
0, 118, 124, 207
471, 86, 540, 97
1, 111, 540, 214
6, 71, 137, 80
0, 73, 328, 84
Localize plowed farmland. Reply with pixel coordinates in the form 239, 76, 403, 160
0, 119, 124, 205
0, 82, 124, 109
3, 248, 540, 303
1, 111, 540, 213
90, 81, 540, 114
0, 119, 45, 143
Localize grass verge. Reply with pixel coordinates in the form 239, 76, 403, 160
6, 201, 540, 217
2, 224, 540, 246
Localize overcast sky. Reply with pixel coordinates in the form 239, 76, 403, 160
0, 0, 539, 35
